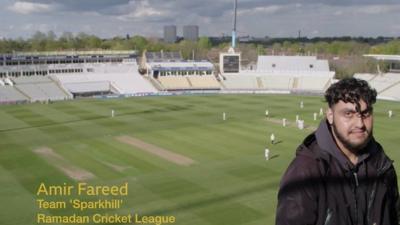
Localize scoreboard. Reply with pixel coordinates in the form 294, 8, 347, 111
223, 55, 240, 73
219, 51, 241, 75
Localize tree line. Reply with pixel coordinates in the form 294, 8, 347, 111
1, 31, 399, 78
1, 31, 399, 55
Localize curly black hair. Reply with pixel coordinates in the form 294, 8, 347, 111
324, 77, 377, 113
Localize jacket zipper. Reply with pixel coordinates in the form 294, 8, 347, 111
353, 172, 359, 187
324, 208, 332, 225
353, 172, 359, 225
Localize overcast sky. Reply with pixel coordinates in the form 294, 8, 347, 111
1, 0, 400, 39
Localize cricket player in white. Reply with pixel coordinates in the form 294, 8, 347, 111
265, 148, 270, 161
270, 133, 275, 144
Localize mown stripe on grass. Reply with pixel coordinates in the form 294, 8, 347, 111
50, 142, 120, 180
80, 138, 162, 174
141, 176, 206, 200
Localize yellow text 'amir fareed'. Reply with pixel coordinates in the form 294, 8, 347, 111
36, 182, 128, 196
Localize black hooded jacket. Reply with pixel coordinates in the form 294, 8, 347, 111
276, 120, 400, 225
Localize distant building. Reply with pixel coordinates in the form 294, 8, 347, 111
183, 25, 199, 42
163, 25, 177, 43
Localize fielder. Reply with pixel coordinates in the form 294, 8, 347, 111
270, 133, 275, 145
265, 148, 270, 161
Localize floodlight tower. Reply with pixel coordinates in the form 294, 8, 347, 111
219, 0, 241, 75
232, 0, 237, 49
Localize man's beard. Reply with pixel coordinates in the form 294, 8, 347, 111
331, 122, 372, 152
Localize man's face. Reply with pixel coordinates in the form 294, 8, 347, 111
326, 100, 373, 152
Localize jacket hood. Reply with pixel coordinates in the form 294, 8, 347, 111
318, 120, 379, 166
298, 119, 386, 171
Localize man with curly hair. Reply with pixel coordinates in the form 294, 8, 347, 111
276, 78, 400, 225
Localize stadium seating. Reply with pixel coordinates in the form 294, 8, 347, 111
261, 76, 293, 90
0, 86, 28, 102
379, 83, 400, 101
356, 73, 400, 92
187, 75, 221, 89
257, 56, 330, 72
354, 73, 400, 100
10, 76, 71, 102
354, 73, 376, 81
222, 74, 259, 89
37, 82, 71, 100
53, 62, 157, 94
15, 83, 68, 101
294, 76, 332, 92
16, 84, 51, 101
158, 76, 191, 90
12, 76, 52, 84
221, 55, 334, 93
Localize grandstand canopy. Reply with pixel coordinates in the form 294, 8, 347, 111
364, 54, 400, 61
364, 54, 400, 72
148, 61, 213, 70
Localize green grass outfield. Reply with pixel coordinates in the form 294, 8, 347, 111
1, 94, 400, 225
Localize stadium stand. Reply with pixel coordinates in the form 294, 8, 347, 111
379, 83, 400, 101
16, 84, 50, 101
355, 73, 400, 92
223, 74, 259, 89
158, 76, 191, 90
257, 56, 330, 72
221, 55, 334, 93
53, 62, 157, 94
188, 75, 220, 89
261, 76, 293, 90
11, 76, 71, 102
294, 76, 333, 92
142, 51, 220, 91
0, 51, 158, 103
354, 73, 376, 81
0, 86, 29, 103
355, 73, 400, 100
12, 76, 52, 84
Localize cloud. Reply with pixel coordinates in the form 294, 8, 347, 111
355, 4, 400, 14
8, 1, 52, 14
8, 0, 400, 17
2, 0, 400, 38
30, 0, 127, 9
238, 4, 301, 16
116, 0, 167, 21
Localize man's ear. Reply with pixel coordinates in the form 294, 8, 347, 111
326, 108, 333, 125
